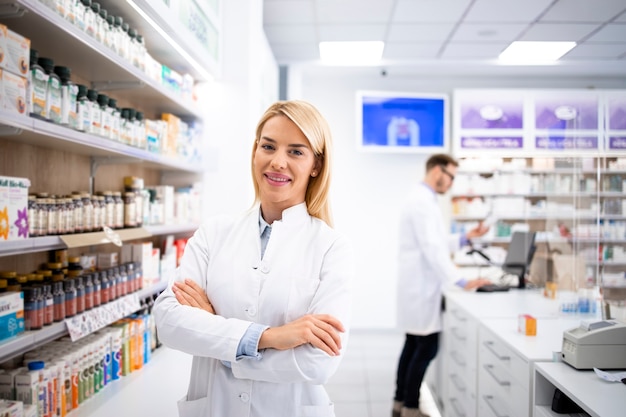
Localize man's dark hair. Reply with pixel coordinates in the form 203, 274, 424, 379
426, 153, 458, 173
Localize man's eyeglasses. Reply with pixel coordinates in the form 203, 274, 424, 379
440, 165, 455, 181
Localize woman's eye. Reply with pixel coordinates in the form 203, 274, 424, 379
290, 149, 304, 156
260, 144, 274, 151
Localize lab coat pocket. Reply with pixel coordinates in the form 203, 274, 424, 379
297, 402, 335, 417
177, 394, 208, 417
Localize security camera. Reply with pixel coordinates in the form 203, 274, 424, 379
381, 69, 387, 77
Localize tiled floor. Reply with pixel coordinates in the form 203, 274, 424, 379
327, 329, 442, 417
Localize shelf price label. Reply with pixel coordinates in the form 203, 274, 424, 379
65, 294, 141, 341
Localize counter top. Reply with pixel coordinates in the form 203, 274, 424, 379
535, 362, 626, 417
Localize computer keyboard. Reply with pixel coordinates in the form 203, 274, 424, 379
476, 284, 510, 292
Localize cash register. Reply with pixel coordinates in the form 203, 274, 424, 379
561, 319, 626, 369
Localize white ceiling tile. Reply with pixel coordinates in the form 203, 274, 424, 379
440, 42, 510, 59
263, 0, 315, 25
318, 24, 387, 41
452, 23, 528, 42
465, 0, 552, 22
541, 0, 626, 22
392, 0, 471, 23
520, 23, 600, 41
383, 42, 442, 59
270, 43, 320, 61
387, 23, 456, 42
561, 43, 626, 59
586, 23, 626, 42
315, 0, 395, 24
264, 24, 317, 44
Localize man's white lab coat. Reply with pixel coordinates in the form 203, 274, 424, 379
396, 183, 462, 336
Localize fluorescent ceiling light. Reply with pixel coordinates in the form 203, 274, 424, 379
319, 41, 384, 65
499, 41, 576, 64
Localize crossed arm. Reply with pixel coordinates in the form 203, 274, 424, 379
172, 279, 345, 356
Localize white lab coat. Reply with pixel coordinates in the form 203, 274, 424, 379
153, 203, 354, 417
396, 183, 462, 335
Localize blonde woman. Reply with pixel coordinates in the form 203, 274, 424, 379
154, 100, 354, 417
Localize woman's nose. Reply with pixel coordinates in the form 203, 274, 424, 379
271, 152, 287, 169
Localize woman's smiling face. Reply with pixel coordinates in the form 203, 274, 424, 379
253, 115, 320, 219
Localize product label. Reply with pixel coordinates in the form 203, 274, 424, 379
31, 68, 48, 117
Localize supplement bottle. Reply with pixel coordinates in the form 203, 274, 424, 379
53, 66, 79, 129
123, 191, 136, 228
76, 84, 90, 132
113, 191, 124, 229
71, 193, 84, 234
108, 98, 120, 141
81, 192, 93, 232
28, 49, 48, 119
87, 89, 101, 136
28, 195, 39, 237
38, 57, 63, 124
42, 283, 54, 326
64, 279, 77, 318
97, 93, 111, 138
134, 111, 145, 149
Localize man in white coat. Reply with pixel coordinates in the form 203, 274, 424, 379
393, 154, 491, 417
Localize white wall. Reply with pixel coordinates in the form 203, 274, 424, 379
200, 0, 279, 217
287, 66, 626, 329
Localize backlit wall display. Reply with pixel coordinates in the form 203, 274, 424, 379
356, 90, 449, 153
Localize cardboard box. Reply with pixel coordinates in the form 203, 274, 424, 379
1, 69, 27, 115
0, 176, 30, 241
0, 399, 23, 417
0, 24, 30, 76
0, 292, 24, 342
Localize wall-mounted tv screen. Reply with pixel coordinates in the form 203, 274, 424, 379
356, 90, 449, 153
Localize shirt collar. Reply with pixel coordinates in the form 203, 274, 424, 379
421, 181, 437, 199
259, 212, 271, 237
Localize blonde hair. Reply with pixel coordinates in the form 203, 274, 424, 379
251, 100, 334, 227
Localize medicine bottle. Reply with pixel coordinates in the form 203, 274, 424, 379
28, 49, 48, 118
97, 93, 111, 138
47, 197, 58, 236
123, 192, 136, 228
125, 262, 136, 293
83, 0, 95, 37
81, 192, 93, 232
92, 270, 101, 308
92, 194, 102, 231
64, 279, 77, 318
108, 268, 118, 301
119, 108, 130, 145
36, 196, 48, 236
84, 274, 94, 310
134, 111, 145, 149
65, 196, 76, 234
52, 276, 66, 322
98, 195, 107, 229
108, 98, 120, 142
124, 176, 145, 227
38, 57, 63, 124
28, 195, 39, 237
135, 34, 146, 72
24, 287, 43, 330
113, 191, 124, 229
91, 3, 104, 43
87, 89, 101, 136
104, 15, 115, 50
54, 66, 79, 129
102, 191, 114, 228
65, 0, 77, 24
76, 84, 90, 132
56, 196, 67, 235
74, 276, 85, 315
42, 283, 54, 326
121, 22, 131, 61
72, 193, 84, 234
112, 16, 123, 56
118, 264, 128, 297
99, 270, 110, 305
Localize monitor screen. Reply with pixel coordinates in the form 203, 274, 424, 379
502, 231, 537, 288
356, 90, 449, 153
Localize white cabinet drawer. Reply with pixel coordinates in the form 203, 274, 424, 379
479, 327, 529, 391
478, 372, 528, 417
445, 372, 476, 417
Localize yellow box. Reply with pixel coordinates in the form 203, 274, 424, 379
0, 24, 30, 76
518, 314, 536, 336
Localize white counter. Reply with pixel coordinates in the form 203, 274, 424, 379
534, 362, 626, 417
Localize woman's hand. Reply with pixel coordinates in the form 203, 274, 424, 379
258, 314, 345, 357
172, 279, 215, 314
